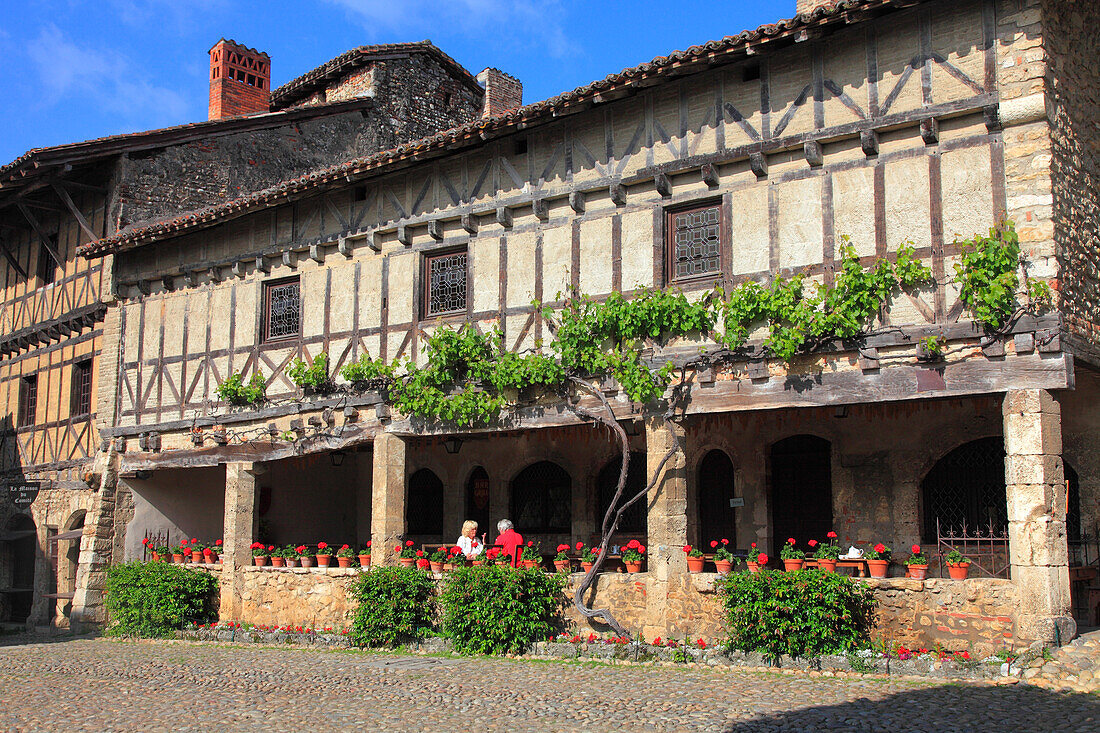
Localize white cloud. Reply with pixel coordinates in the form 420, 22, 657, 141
325, 0, 576, 59
26, 24, 190, 127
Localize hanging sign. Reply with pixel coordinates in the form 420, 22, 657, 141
8, 481, 40, 508
728, 497, 745, 508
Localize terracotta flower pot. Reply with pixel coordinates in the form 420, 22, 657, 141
746, 561, 761, 573
358, 554, 372, 569
470, 560, 483, 566
316, 555, 332, 568
522, 559, 538, 570
686, 556, 705, 573
150, 551, 160, 562
203, 550, 215, 562
253, 556, 268, 567
947, 562, 971, 580
300, 557, 314, 568
554, 560, 570, 573
714, 559, 733, 575
399, 558, 415, 567
429, 561, 444, 574
817, 559, 838, 573
337, 557, 352, 568
416, 558, 430, 570
907, 564, 929, 580
867, 559, 889, 578
191, 551, 204, 563
285, 558, 299, 568
624, 561, 642, 573
172, 553, 184, 563
271, 557, 286, 568
581, 561, 594, 573
782, 558, 804, 572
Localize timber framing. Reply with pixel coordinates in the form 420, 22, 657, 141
0, 302, 106, 356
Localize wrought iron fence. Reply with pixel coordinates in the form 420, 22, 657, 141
935, 518, 1010, 579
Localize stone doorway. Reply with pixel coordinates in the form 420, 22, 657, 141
1, 514, 37, 623
698, 449, 737, 547
769, 435, 833, 555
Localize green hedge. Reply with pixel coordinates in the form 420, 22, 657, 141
716, 569, 876, 662
439, 565, 566, 655
105, 561, 218, 637
349, 566, 436, 647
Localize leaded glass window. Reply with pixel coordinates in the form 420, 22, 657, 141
668, 203, 722, 280
263, 278, 300, 341
425, 250, 467, 317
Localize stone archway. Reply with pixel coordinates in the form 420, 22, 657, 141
1, 515, 37, 623
698, 449, 737, 548
56, 511, 86, 621
769, 435, 833, 556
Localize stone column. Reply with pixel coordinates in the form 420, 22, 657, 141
220, 462, 260, 621
643, 419, 688, 640
70, 449, 119, 632
1003, 389, 1075, 644
371, 433, 407, 566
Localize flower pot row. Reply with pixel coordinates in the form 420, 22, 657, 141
253, 554, 371, 569
151, 551, 222, 564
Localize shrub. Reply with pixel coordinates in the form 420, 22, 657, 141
439, 565, 566, 655
349, 566, 435, 647
105, 561, 218, 637
717, 569, 876, 663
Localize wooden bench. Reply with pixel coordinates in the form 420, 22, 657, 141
803, 558, 870, 577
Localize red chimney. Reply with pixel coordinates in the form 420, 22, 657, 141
476, 68, 522, 118
209, 39, 270, 120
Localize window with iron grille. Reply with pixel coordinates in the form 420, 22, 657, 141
407, 468, 444, 535
263, 277, 300, 342
920, 437, 1007, 541
71, 360, 93, 416
20, 375, 37, 427
424, 249, 467, 317
37, 238, 57, 286
511, 461, 571, 534
597, 453, 646, 535
666, 201, 723, 281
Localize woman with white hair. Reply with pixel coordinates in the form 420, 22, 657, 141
456, 520, 485, 560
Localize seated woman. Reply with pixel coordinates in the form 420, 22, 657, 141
456, 520, 485, 560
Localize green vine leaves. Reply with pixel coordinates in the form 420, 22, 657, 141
214, 224, 1047, 426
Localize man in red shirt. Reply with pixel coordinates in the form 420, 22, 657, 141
494, 519, 524, 567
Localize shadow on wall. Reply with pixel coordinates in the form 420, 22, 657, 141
719, 681, 1100, 733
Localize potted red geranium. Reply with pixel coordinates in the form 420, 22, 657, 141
270, 546, 287, 568
429, 546, 447, 574
396, 540, 417, 567
297, 545, 313, 568
521, 542, 541, 569
745, 543, 763, 572
336, 544, 356, 568
554, 544, 571, 573
358, 541, 372, 569
906, 545, 929, 580
780, 538, 805, 571
683, 545, 705, 573
812, 531, 841, 572
711, 539, 734, 574
748, 552, 768, 573
189, 538, 204, 563
315, 542, 334, 568
622, 540, 645, 573
945, 549, 971, 580
281, 545, 298, 568
251, 541, 269, 567
578, 543, 598, 573
866, 543, 891, 578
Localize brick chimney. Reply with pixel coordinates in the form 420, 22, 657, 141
796, 1, 833, 14
209, 39, 270, 120
476, 68, 522, 118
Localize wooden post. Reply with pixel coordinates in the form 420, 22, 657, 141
371, 433, 407, 566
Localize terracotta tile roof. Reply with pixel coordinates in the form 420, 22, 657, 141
79, 0, 922, 258
270, 40, 482, 108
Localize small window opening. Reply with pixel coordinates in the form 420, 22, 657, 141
743, 62, 761, 82
514, 138, 528, 156
353, 186, 368, 202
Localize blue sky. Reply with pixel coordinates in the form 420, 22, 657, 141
0, 1, 788, 164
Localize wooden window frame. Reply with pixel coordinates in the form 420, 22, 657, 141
664, 198, 727, 285
20, 375, 38, 428
421, 246, 469, 320
70, 359, 93, 417
261, 276, 301, 343
37, 237, 58, 288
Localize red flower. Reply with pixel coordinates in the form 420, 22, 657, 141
393, 546, 401, 553
339, 544, 349, 550
557, 544, 569, 552
721, 538, 729, 545
808, 539, 818, 547
757, 553, 768, 564
911, 544, 921, 554
317, 542, 328, 550
406, 540, 414, 547
587, 633, 596, 643
142, 538, 150, 545
250, 542, 263, 550
296, 546, 307, 554
710, 541, 718, 548
787, 537, 796, 545
576, 541, 584, 551
267, 545, 274, 552
874, 543, 886, 553
638, 545, 646, 554
366, 540, 372, 548
215, 539, 223, 546
191, 538, 198, 544
696, 639, 707, 649
527, 541, 533, 547
682, 545, 692, 554
627, 540, 640, 549
751, 542, 757, 549
415, 550, 424, 557
827, 531, 837, 539
653, 637, 662, 646
592, 547, 600, 554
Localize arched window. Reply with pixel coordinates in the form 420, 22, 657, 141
407, 468, 444, 535
597, 453, 646, 535
770, 435, 832, 555
921, 437, 1006, 541
698, 449, 737, 547
511, 461, 571, 534
465, 467, 490, 538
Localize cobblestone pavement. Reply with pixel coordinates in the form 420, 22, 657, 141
0, 636, 1097, 732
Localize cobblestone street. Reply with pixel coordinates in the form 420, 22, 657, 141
0, 636, 1096, 732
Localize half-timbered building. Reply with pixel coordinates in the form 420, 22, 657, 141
64, 0, 1100, 650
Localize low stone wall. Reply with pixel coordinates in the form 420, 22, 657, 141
232, 566, 360, 628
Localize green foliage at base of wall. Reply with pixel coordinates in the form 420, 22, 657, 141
716, 570, 877, 663
439, 565, 567, 655
105, 561, 218, 637
348, 567, 436, 647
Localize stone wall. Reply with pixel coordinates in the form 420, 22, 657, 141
234, 566, 359, 629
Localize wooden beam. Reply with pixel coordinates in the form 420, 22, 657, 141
0, 234, 28, 278
50, 181, 98, 241
15, 200, 62, 267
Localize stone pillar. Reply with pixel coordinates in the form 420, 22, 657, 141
220, 462, 260, 621
643, 419, 688, 640
70, 450, 119, 632
371, 433, 407, 566
1003, 389, 1075, 644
